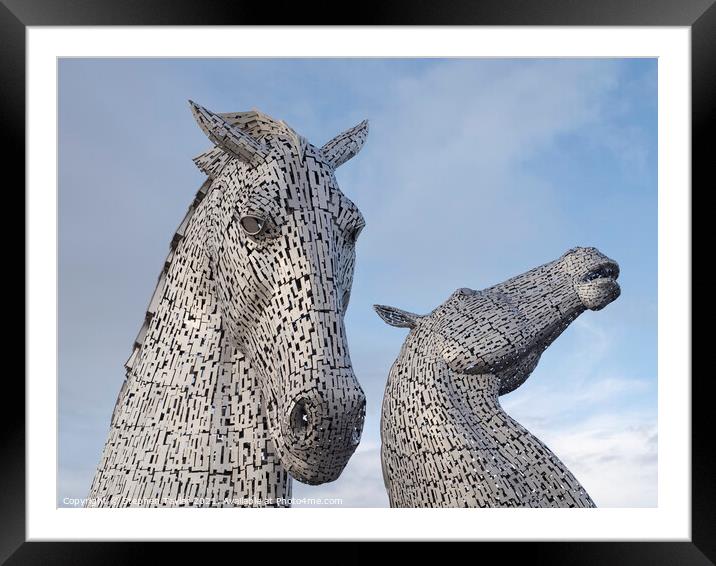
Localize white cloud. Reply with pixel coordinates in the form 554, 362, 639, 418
538, 417, 657, 507
501, 316, 657, 507
341, 59, 637, 314
293, 443, 388, 508
502, 374, 651, 424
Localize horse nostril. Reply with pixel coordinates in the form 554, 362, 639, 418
289, 399, 311, 440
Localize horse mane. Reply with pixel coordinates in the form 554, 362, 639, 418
125, 109, 304, 372
124, 178, 212, 371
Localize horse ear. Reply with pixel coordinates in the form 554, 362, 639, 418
373, 305, 420, 329
189, 100, 269, 164
320, 120, 369, 169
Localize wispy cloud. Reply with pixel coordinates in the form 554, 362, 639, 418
500, 316, 657, 507
539, 417, 657, 507
343, 59, 647, 312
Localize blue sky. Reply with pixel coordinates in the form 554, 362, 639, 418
59, 58, 657, 507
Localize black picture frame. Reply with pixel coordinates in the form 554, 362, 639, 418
8, 0, 707, 562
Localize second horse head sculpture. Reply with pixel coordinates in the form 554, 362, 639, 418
375, 247, 621, 507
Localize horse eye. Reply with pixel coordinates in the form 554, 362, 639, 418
240, 215, 266, 236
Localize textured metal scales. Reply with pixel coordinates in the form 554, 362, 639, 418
88, 103, 369, 507
375, 247, 621, 508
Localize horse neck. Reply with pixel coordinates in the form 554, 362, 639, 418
90, 191, 291, 507
384, 328, 594, 507
384, 329, 503, 434
129, 204, 219, 386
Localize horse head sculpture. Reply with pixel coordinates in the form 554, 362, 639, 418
89, 103, 369, 506
374, 247, 620, 507
190, 102, 368, 484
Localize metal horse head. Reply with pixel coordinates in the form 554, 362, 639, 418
376, 246, 621, 396
191, 102, 368, 484
374, 247, 620, 507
